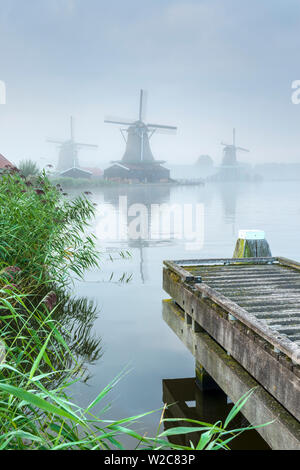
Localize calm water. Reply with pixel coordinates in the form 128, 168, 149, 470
70, 181, 300, 449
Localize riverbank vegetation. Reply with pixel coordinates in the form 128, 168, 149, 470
50, 176, 114, 189
0, 168, 99, 285
0, 168, 264, 450
18, 160, 40, 178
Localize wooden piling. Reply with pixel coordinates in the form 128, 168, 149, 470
233, 230, 272, 258
195, 361, 221, 392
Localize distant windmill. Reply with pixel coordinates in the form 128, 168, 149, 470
47, 117, 98, 172
221, 128, 249, 166
104, 90, 177, 174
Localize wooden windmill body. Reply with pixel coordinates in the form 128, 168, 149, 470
104, 90, 177, 183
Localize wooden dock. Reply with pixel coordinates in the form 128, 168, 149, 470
162, 299, 300, 450
163, 257, 300, 429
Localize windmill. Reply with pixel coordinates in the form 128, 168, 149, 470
47, 117, 98, 173
221, 128, 249, 167
104, 90, 177, 183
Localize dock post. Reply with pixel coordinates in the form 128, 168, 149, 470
194, 383, 228, 424
195, 361, 221, 392
233, 229, 272, 258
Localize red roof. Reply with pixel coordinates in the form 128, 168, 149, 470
0, 154, 13, 169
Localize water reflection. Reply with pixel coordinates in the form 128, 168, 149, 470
53, 293, 102, 372
4, 288, 102, 393
162, 375, 269, 450
101, 185, 173, 283
41, 292, 102, 386
103, 185, 171, 207
218, 182, 239, 229
215, 181, 262, 234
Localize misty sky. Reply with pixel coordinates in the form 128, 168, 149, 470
0, 0, 300, 168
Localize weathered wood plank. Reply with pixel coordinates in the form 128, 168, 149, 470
163, 260, 202, 282
262, 318, 300, 326
256, 311, 300, 318
166, 257, 277, 267
200, 272, 300, 281
193, 282, 300, 359
223, 294, 300, 302
204, 275, 300, 284
278, 257, 300, 271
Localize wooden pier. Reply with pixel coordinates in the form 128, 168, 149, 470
163, 256, 300, 447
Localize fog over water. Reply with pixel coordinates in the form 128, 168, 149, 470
1, 0, 300, 168
2, 0, 300, 450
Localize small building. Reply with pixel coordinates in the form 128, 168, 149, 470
104, 162, 170, 183
0, 153, 14, 171
81, 167, 103, 178
60, 167, 92, 179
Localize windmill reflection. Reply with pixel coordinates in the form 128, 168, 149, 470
217, 180, 262, 235
218, 182, 240, 234
103, 185, 172, 283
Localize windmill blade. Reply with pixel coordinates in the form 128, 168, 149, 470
46, 139, 65, 145
140, 128, 144, 161
104, 118, 135, 126
75, 142, 98, 149
139, 89, 148, 121
233, 128, 236, 147
139, 90, 144, 121
221, 142, 231, 147
150, 127, 177, 136
70, 116, 74, 141
236, 146, 250, 152
147, 123, 177, 130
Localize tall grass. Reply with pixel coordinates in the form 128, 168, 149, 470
0, 168, 99, 287
0, 292, 265, 451
18, 160, 40, 178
